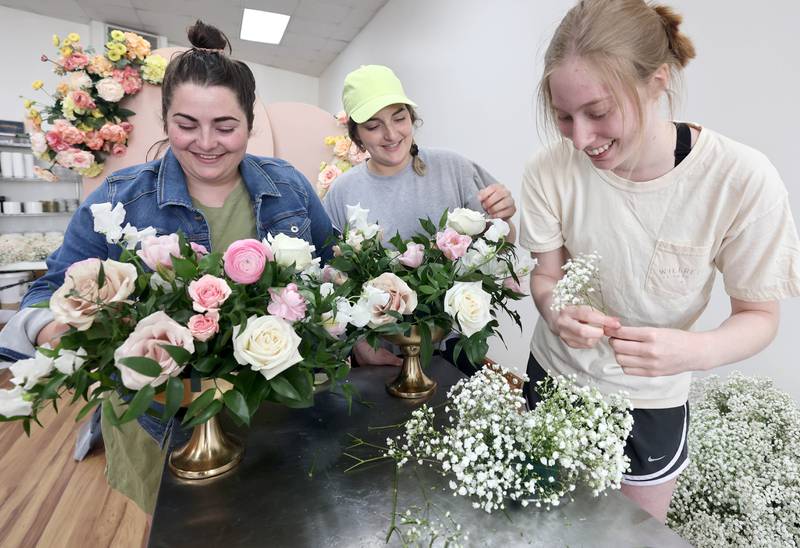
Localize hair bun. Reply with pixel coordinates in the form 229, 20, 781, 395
653, 5, 696, 68
187, 20, 231, 53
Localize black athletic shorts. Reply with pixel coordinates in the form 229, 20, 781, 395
523, 353, 689, 485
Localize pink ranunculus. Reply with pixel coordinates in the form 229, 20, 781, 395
113, 311, 195, 390
398, 242, 425, 268
267, 283, 308, 322
53, 119, 84, 145
113, 66, 143, 95
111, 143, 127, 156
435, 228, 472, 261
223, 238, 273, 284
188, 274, 231, 313
71, 150, 94, 169
187, 310, 220, 342
63, 52, 89, 71
137, 233, 181, 270
70, 90, 95, 110
46, 131, 69, 152
55, 148, 79, 168
83, 130, 104, 150
98, 122, 127, 143
190, 242, 208, 257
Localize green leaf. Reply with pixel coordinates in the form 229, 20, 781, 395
118, 356, 162, 378
162, 377, 185, 422
193, 355, 220, 374
223, 390, 250, 426
75, 398, 102, 422
171, 255, 197, 280
438, 208, 449, 229
270, 376, 302, 402
159, 344, 192, 365
419, 217, 437, 235
97, 261, 106, 288
198, 252, 222, 276
418, 321, 433, 370
183, 389, 216, 422
119, 385, 155, 424
182, 399, 224, 428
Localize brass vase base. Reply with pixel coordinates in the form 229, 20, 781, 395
383, 325, 445, 399
168, 414, 244, 480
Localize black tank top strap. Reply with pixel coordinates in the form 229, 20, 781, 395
674, 122, 692, 166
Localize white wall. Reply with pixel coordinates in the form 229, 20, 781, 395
319, 0, 800, 401
0, 5, 319, 123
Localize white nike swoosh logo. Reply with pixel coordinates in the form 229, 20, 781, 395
647, 455, 666, 462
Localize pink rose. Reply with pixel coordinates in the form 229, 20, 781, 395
317, 164, 341, 191
53, 119, 84, 145
111, 143, 127, 156
348, 143, 369, 165
70, 90, 95, 110
120, 121, 134, 133
84, 130, 104, 150
223, 238, 273, 284
187, 310, 220, 342
333, 137, 351, 159
71, 150, 94, 169
188, 274, 231, 313
334, 110, 348, 127
398, 243, 425, 268
46, 131, 68, 152
63, 52, 89, 71
98, 122, 127, 143
113, 66, 143, 95
137, 234, 181, 270
435, 228, 472, 261
364, 272, 418, 327
113, 311, 195, 389
267, 283, 308, 322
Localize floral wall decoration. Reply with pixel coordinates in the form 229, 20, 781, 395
22, 31, 167, 181
315, 111, 369, 198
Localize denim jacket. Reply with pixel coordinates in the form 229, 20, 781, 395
1, 148, 334, 360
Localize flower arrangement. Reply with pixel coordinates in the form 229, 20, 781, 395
667, 373, 800, 547
550, 251, 604, 312
0, 232, 63, 266
316, 111, 369, 198
23, 31, 167, 180
386, 365, 633, 512
0, 203, 357, 431
327, 204, 534, 368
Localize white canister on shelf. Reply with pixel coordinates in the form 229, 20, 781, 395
0, 152, 12, 178
23, 201, 43, 214
11, 152, 25, 178
2, 201, 21, 214
23, 154, 35, 178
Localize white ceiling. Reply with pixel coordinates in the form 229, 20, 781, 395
0, 0, 388, 76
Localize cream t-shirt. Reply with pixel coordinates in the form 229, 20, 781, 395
519, 125, 800, 408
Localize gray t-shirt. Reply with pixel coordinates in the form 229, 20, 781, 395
323, 147, 498, 241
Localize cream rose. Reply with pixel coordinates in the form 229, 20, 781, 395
268, 233, 315, 271
95, 77, 124, 102
113, 311, 195, 390
50, 258, 137, 330
232, 315, 303, 380
363, 272, 418, 327
446, 208, 487, 236
444, 281, 493, 337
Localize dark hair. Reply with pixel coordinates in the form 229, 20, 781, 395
347, 104, 427, 175
161, 20, 257, 130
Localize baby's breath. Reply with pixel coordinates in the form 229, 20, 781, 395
550, 252, 603, 312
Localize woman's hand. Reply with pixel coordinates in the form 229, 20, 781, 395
606, 326, 706, 377
353, 339, 403, 367
552, 305, 620, 349
36, 320, 69, 348
478, 184, 516, 221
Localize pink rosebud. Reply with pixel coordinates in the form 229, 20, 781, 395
321, 265, 348, 285
188, 274, 231, 313
137, 234, 181, 270
503, 276, 528, 295
398, 242, 425, 268
190, 242, 208, 257
223, 238, 273, 284
41, 54, 49, 62
111, 143, 127, 156
70, 90, 95, 110
267, 283, 308, 322
435, 228, 472, 261
120, 121, 133, 133
187, 310, 220, 342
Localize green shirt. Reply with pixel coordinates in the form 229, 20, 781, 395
192, 180, 258, 252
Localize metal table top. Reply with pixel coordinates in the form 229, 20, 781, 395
149, 358, 689, 547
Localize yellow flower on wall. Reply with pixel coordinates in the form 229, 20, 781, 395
31, 80, 44, 90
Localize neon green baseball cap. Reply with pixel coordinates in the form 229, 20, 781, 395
342, 65, 417, 123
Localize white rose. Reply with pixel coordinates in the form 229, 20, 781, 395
10, 350, 54, 390
30, 132, 48, 156
444, 281, 493, 337
233, 315, 303, 380
95, 77, 124, 102
484, 218, 510, 242
446, 208, 486, 236
268, 233, 316, 271
54, 347, 87, 375
0, 387, 33, 417
68, 71, 92, 90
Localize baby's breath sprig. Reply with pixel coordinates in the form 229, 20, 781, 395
550, 251, 604, 313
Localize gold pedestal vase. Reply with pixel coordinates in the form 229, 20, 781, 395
156, 378, 244, 480
383, 325, 446, 399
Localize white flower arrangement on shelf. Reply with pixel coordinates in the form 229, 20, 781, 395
667, 373, 800, 547
550, 251, 603, 312
0, 232, 64, 265
386, 366, 633, 513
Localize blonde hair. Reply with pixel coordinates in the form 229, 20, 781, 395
538, 0, 696, 138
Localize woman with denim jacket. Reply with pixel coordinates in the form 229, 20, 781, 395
0, 21, 334, 514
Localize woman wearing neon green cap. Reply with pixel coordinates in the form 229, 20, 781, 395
323, 64, 517, 368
